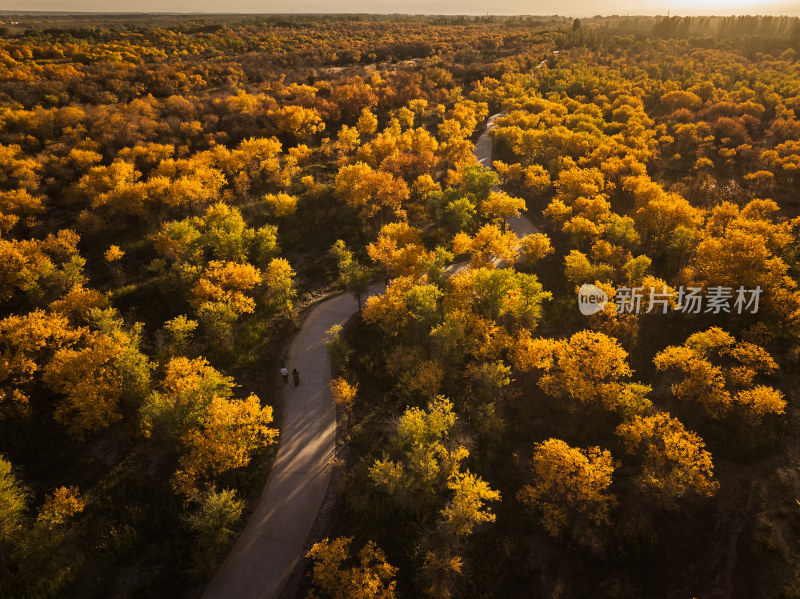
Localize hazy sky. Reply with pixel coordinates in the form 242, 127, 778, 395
2, 0, 800, 16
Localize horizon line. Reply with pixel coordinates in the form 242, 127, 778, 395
1, 10, 797, 17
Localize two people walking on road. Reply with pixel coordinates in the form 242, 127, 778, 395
281, 363, 300, 386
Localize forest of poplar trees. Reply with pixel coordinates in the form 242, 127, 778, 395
1, 11, 800, 598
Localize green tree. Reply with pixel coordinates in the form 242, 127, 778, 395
330, 240, 373, 311
0, 456, 26, 544
369, 396, 468, 512
185, 489, 244, 574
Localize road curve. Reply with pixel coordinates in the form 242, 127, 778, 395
203, 113, 536, 599
476, 112, 542, 238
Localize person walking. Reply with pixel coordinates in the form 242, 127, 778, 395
292, 368, 300, 386
280, 364, 289, 383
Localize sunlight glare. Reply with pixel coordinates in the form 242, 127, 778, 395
668, 0, 773, 8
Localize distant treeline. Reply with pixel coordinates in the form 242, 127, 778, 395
0, 13, 571, 35
2, 13, 799, 58
585, 14, 800, 41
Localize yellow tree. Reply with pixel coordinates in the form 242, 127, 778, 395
518, 438, 617, 537
367, 221, 431, 279
452, 224, 521, 268
152, 157, 228, 216
334, 125, 361, 159
553, 167, 606, 206
14, 482, 86, 587
0, 189, 44, 236
493, 161, 524, 186
356, 108, 379, 136
523, 164, 552, 194
363, 276, 443, 340
363, 276, 416, 336
268, 105, 326, 142
42, 332, 124, 440
478, 191, 526, 226
625, 176, 703, 253
0, 229, 86, 307
334, 162, 410, 228
263, 192, 298, 217
219, 137, 283, 197
577, 281, 642, 352
438, 471, 501, 540
562, 250, 614, 286
35, 486, 85, 530
681, 200, 800, 326
140, 357, 278, 499
191, 261, 262, 347
173, 392, 278, 499
519, 233, 554, 266
191, 260, 262, 314
562, 215, 607, 250
104, 245, 125, 262
49, 285, 108, 323
306, 537, 397, 599
377, 126, 441, 183
263, 257, 297, 318
653, 327, 785, 422
331, 377, 357, 426
616, 412, 719, 504
104, 244, 125, 284
520, 330, 650, 412
0, 309, 83, 419
0, 143, 40, 192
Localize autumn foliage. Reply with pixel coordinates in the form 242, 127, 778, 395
2, 12, 800, 599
